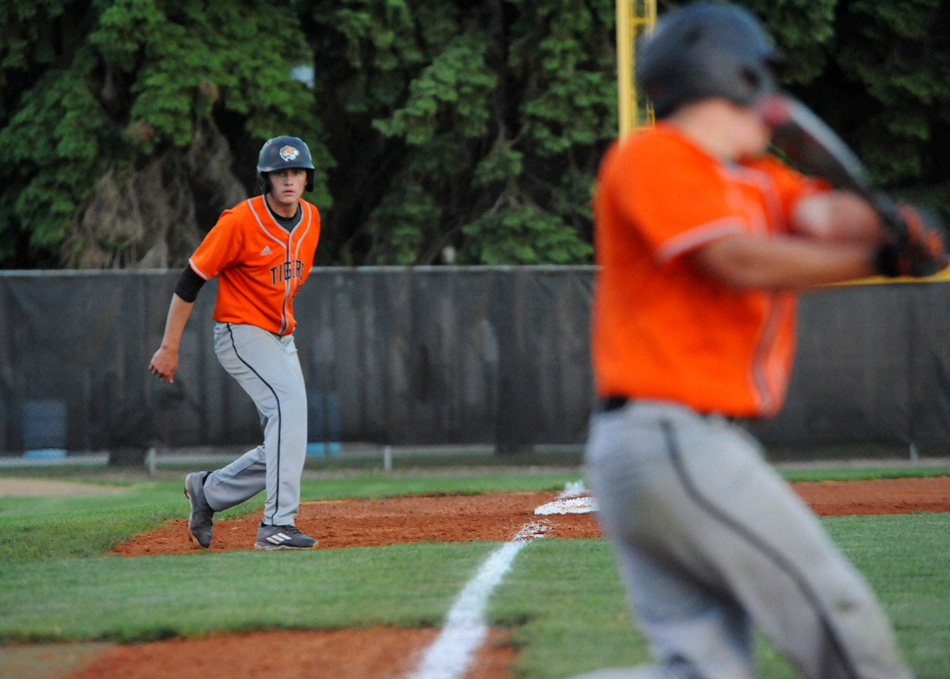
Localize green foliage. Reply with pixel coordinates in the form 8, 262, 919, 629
746, 0, 838, 84
365, 183, 442, 265
755, 0, 950, 214
373, 34, 497, 144
88, 2, 322, 155
0, 54, 110, 254
473, 142, 524, 187
0, 1, 83, 93
3, 0, 950, 267
462, 206, 593, 265
305, 0, 612, 266
513, 0, 617, 157
0, 0, 330, 267
830, 0, 949, 187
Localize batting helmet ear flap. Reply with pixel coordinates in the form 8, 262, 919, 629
258, 172, 272, 195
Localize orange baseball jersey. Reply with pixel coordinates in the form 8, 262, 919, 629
189, 195, 320, 336
592, 123, 827, 418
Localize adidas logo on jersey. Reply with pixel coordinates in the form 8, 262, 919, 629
260, 246, 273, 256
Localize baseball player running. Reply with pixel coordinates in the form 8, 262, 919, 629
149, 136, 321, 551
570, 4, 946, 679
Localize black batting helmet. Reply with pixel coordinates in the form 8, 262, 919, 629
256, 136, 315, 194
636, 3, 784, 118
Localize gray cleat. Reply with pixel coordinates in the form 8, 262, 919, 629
184, 472, 214, 548
254, 523, 318, 551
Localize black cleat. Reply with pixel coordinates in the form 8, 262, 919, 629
184, 472, 214, 548
254, 523, 318, 551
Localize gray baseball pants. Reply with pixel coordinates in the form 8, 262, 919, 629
201, 323, 308, 527
574, 400, 912, 679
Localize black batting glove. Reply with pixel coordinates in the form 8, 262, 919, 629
873, 203, 949, 278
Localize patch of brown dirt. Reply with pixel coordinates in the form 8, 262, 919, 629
111, 490, 597, 556
792, 476, 950, 515
60, 628, 512, 679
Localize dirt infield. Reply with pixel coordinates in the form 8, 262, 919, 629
6, 476, 949, 679
60, 628, 514, 679
111, 477, 950, 558
112, 490, 599, 556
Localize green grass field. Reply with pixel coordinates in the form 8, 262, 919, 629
1, 461, 948, 678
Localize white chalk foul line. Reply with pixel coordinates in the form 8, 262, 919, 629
406, 522, 547, 679
406, 482, 588, 679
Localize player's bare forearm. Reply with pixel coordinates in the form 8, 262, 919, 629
148, 294, 194, 383
690, 232, 876, 290
159, 294, 194, 351
792, 191, 883, 244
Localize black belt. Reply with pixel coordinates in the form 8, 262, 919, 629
597, 396, 631, 413
596, 396, 747, 424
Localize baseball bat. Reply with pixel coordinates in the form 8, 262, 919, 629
758, 94, 907, 238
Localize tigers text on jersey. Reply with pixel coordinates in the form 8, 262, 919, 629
591, 123, 826, 419
189, 195, 320, 336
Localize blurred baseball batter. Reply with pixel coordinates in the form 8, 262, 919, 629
571, 4, 946, 679
149, 136, 321, 551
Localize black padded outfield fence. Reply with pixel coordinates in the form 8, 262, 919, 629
2, 268, 949, 457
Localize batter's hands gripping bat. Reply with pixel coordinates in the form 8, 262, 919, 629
759, 94, 948, 277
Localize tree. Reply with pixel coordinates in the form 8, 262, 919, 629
2, 0, 950, 269
0, 1, 332, 268
750, 0, 950, 213
299, 0, 611, 266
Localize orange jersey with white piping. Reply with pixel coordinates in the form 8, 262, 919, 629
591, 123, 826, 418
189, 195, 320, 336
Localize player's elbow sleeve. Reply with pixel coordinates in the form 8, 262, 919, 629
174, 265, 206, 303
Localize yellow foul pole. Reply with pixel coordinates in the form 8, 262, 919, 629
616, 0, 657, 139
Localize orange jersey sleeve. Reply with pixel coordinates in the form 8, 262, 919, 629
591, 124, 823, 418
190, 196, 321, 336
189, 207, 246, 280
